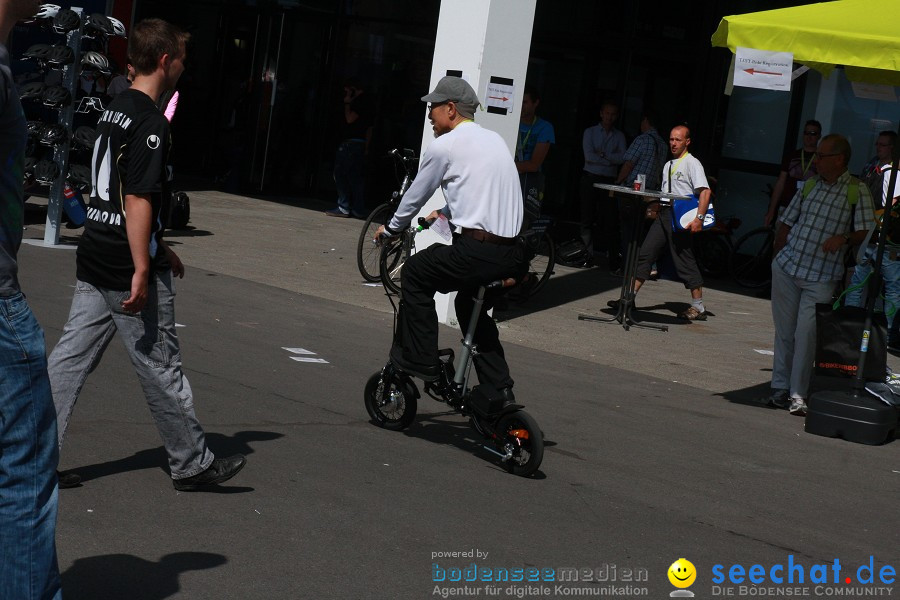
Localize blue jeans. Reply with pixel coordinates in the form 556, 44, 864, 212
844, 245, 900, 335
0, 293, 62, 600
48, 271, 214, 479
333, 140, 366, 216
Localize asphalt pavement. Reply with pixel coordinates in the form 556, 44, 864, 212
18, 190, 900, 600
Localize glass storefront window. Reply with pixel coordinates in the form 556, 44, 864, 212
721, 85, 792, 163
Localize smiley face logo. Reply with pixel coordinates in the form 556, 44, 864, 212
668, 558, 696, 588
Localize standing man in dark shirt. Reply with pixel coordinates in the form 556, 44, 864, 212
326, 78, 373, 218
47, 18, 246, 491
764, 120, 821, 227
0, 1, 62, 597
580, 100, 626, 269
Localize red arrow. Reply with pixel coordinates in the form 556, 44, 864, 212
488, 95, 509, 101
743, 68, 781, 76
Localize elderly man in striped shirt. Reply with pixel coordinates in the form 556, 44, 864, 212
768, 134, 875, 416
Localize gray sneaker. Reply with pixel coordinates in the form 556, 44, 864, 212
765, 388, 790, 409
788, 398, 808, 416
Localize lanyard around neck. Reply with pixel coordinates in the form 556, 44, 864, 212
517, 117, 537, 161
668, 153, 689, 191
800, 150, 815, 176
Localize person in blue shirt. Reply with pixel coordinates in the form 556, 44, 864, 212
514, 84, 554, 228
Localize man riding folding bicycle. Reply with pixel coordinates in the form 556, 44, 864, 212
374, 76, 526, 402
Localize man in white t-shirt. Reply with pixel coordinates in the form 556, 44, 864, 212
375, 76, 525, 398
613, 125, 711, 320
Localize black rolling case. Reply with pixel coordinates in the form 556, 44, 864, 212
805, 390, 898, 445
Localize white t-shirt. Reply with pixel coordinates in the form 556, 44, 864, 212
661, 153, 709, 203
388, 121, 523, 238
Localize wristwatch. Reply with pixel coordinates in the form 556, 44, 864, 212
695, 214, 705, 221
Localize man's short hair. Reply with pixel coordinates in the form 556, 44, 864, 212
523, 83, 540, 103
879, 131, 898, 145
641, 108, 657, 126
128, 18, 190, 76
822, 133, 851, 163
805, 119, 822, 133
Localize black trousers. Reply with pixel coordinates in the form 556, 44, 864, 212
634, 207, 703, 289
579, 172, 620, 260
392, 235, 525, 390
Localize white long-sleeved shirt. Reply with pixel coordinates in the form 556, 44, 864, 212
388, 121, 523, 238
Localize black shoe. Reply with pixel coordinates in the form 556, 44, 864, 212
501, 387, 516, 407
173, 455, 246, 491
57, 470, 81, 489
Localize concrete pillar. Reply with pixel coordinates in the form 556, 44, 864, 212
414, 0, 537, 326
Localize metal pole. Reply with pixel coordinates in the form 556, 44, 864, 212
43, 6, 83, 245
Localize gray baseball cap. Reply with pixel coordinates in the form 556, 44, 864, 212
421, 76, 480, 106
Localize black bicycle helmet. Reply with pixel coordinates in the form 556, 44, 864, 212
83, 13, 113, 37
41, 85, 71, 109
39, 124, 69, 146
34, 159, 60, 184
47, 44, 74, 67
22, 43, 51, 61
81, 51, 111, 74
67, 164, 91, 188
19, 81, 46, 101
73, 125, 96, 149
26, 120, 44, 138
52, 8, 80, 34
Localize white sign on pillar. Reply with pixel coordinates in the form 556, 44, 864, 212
415, 0, 537, 326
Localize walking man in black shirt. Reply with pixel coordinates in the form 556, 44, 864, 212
48, 18, 246, 491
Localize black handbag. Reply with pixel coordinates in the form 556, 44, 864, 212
815, 278, 887, 381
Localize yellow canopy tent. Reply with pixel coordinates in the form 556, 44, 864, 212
711, 0, 900, 86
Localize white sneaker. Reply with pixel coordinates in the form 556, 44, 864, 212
788, 397, 808, 416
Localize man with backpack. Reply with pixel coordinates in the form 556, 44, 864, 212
767, 134, 875, 416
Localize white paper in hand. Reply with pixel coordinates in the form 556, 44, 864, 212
431, 213, 453, 242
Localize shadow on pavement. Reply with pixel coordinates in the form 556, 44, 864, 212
401, 409, 547, 479
62, 552, 227, 600
66, 430, 282, 484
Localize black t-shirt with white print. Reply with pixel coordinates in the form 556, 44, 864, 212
77, 88, 171, 291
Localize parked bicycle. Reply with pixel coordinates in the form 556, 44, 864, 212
730, 224, 775, 289
356, 148, 418, 282
365, 220, 544, 477
693, 214, 741, 279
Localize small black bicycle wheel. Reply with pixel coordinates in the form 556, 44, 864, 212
357, 203, 394, 282
495, 410, 544, 477
364, 371, 417, 431
730, 226, 775, 289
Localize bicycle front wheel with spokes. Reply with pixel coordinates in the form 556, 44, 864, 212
730, 226, 775, 289
357, 203, 395, 282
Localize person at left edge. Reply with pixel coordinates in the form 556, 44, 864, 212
374, 76, 525, 400
0, 0, 62, 598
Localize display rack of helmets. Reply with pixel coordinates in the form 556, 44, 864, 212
16, 4, 126, 244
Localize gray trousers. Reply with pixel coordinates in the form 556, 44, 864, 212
48, 270, 214, 479
770, 261, 837, 400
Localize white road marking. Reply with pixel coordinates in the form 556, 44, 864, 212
754, 349, 774, 355
290, 357, 329, 364
282, 347, 315, 355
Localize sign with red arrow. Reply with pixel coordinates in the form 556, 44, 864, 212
734, 47, 793, 92
485, 78, 515, 115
